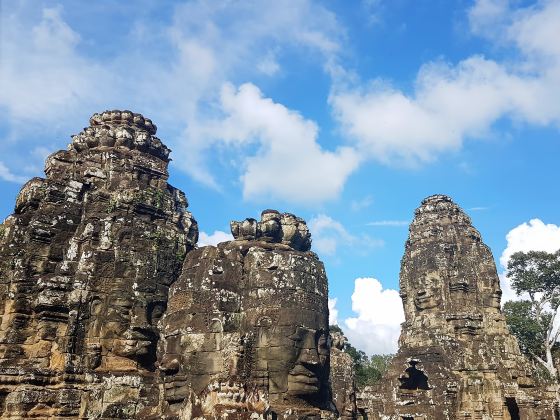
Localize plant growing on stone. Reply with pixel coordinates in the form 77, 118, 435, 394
505, 250, 560, 380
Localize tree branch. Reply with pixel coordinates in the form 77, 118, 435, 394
530, 350, 549, 370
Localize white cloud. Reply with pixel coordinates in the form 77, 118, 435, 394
500, 219, 560, 268
328, 298, 339, 325
0, 1, 352, 205
0, 6, 113, 122
350, 195, 373, 212
257, 51, 280, 76
467, 0, 509, 37
198, 230, 234, 247
367, 220, 409, 227
330, 0, 560, 166
186, 83, 360, 203
0, 162, 27, 184
499, 219, 560, 303
309, 214, 353, 255
344, 277, 404, 354
308, 214, 382, 256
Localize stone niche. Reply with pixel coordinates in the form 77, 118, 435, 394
360, 195, 558, 420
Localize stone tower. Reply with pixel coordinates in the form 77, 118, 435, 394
362, 195, 558, 419
158, 210, 336, 419
0, 111, 198, 418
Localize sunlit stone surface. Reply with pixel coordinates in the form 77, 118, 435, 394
359, 195, 558, 419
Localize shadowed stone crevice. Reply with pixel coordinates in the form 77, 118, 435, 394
505, 397, 520, 420
398, 361, 430, 391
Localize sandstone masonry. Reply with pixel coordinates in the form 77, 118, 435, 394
0, 112, 556, 419
360, 195, 558, 419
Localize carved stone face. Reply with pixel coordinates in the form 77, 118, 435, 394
245, 252, 330, 401
260, 210, 282, 241
93, 292, 166, 368
252, 318, 330, 399
287, 327, 330, 396
412, 272, 442, 312
159, 212, 327, 414
485, 277, 502, 309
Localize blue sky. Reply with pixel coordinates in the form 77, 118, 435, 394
1, 0, 560, 354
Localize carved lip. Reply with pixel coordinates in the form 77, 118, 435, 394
289, 364, 320, 387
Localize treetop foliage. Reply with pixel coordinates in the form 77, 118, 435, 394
503, 300, 549, 356
507, 250, 560, 303
329, 324, 393, 388
504, 250, 560, 381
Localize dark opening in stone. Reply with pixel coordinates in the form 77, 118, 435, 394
506, 397, 520, 420
399, 361, 430, 390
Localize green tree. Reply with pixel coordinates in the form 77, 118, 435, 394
329, 325, 393, 387
505, 250, 560, 379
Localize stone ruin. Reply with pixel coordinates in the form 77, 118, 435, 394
159, 210, 334, 418
0, 112, 556, 419
359, 195, 558, 419
329, 332, 356, 419
0, 111, 338, 418
0, 110, 198, 418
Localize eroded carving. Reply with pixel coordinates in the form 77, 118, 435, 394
0, 111, 197, 418
231, 210, 311, 251
360, 195, 558, 419
159, 213, 334, 418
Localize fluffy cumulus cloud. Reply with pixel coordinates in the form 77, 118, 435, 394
184, 83, 360, 203
343, 277, 404, 354
308, 214, 382, 256
198, 230, 234, 247
499, 219, 560, 303
330, 0, 560, 166
0, 0, 353, 204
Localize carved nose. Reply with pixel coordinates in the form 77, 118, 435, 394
299, 348, 320, 365
131, 307, 149, 328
